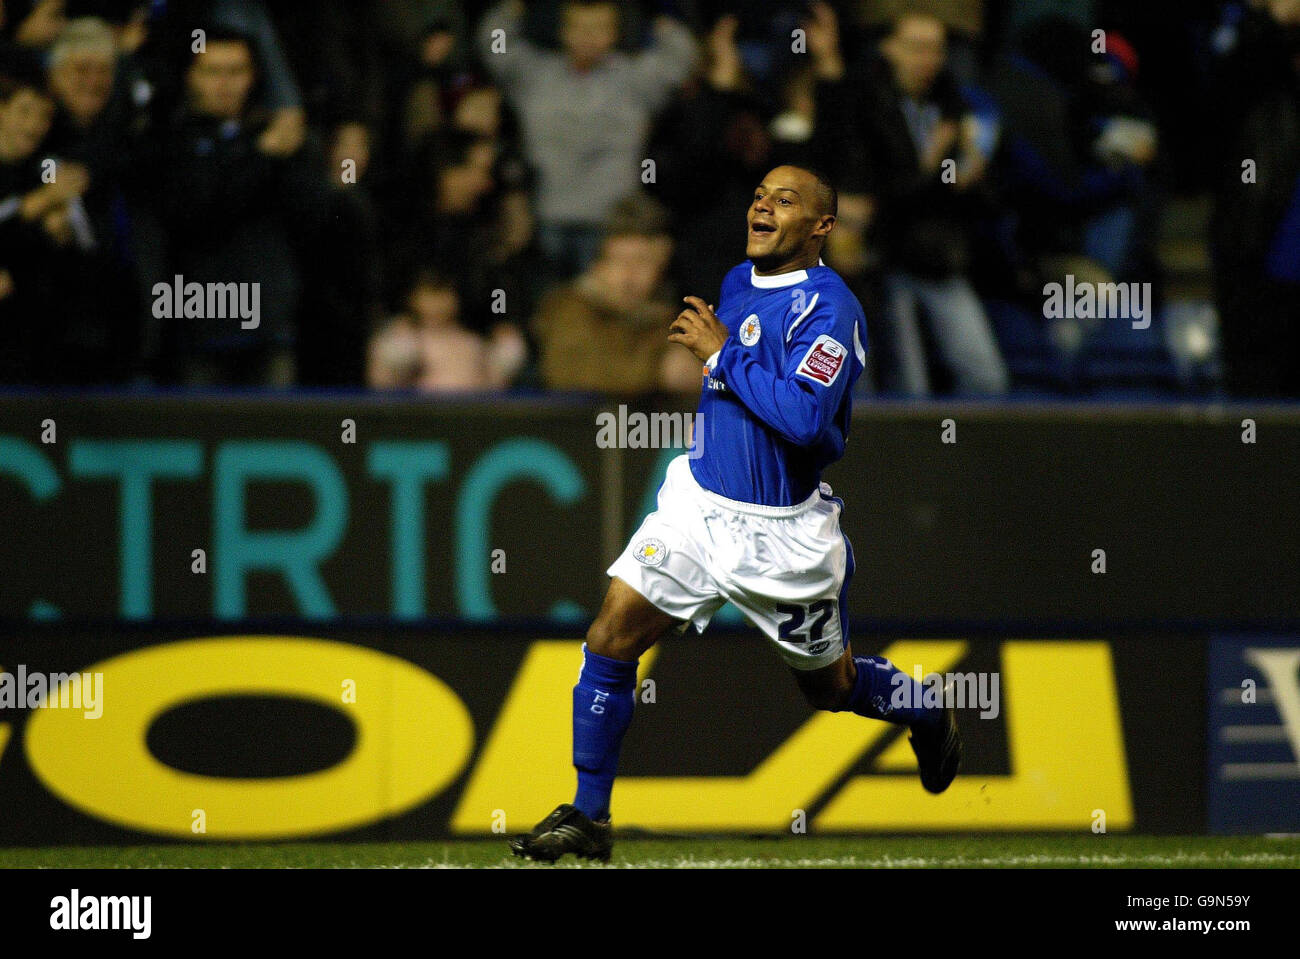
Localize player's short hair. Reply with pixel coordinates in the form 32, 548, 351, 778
798, 166, 838, 219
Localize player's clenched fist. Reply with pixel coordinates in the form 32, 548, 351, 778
669, 296, 729, 362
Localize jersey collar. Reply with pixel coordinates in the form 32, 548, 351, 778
749, 259, 824, 289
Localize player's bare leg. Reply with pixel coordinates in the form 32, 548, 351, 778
509, 578, 684, 862
585, 576, 685, 661
790, 645, 963, 794
791, 645, 857, 710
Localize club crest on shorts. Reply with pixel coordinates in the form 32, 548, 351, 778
739, 314, 762, 346
633, 538, 667, 566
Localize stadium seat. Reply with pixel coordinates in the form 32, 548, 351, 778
1078, 310, 1181, 395
984, 299, 1073, 393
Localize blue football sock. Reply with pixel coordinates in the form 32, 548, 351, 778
843, 656, 941, 728
572, 644, 639, 821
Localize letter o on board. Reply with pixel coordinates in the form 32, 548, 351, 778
25, 637, 473, 839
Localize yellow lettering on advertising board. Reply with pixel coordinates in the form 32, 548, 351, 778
24, 637, 474, 839
818, 642, 1132, 829
16, 637, 1131, 838
453, 640, 1132, 832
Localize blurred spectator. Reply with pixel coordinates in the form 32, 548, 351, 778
265, 1, 388, 387
43, 18, 147, 380
532, 192, 700, 395
650, 14, 777, 300
139, 0, 306, 161
0, 74, 61, 383
1213, 2, 1300, 397
387, 88, 538, 382
149, 27, 322, 387
47, 17, 118, 136
988, 16, 1160, 282
819, 9, 1007, 395
367, 268, 525, 391
267, 0, 382, 183
477, 0, 697, 278
2, 3, 150, 107
374, 0, 475, 157
0, 71, 135, 384
852, 0, 987, 85
693, 0, 823, 99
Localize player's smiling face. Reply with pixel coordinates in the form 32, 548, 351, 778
746, 167, 832, 274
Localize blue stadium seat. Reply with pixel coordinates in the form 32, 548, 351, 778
1079, 310, 1181, 395
984, 299, 1072, 392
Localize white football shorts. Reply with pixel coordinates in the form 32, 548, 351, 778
607, 454, 855, 671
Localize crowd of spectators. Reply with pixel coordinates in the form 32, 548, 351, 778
1, 0, 1299, 398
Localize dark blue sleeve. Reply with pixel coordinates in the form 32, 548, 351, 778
713, 292, 861, 447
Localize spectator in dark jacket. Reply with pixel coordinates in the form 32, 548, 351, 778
817, 9, 1007, 395
44, 17, 147, 381
0, 72, 126, 384
150, 27, 322, 386
649, 14, 779, 302
266, 0, 388, 386
988, 15, 1159, 281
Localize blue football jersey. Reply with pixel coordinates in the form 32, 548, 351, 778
689, 260, 868, 506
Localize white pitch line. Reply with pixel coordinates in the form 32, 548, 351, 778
407, 851, 1300, 870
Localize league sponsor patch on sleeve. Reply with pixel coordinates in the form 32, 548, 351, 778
796, 334, 848, 386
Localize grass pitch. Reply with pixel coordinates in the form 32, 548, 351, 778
1, 835, 1297, 869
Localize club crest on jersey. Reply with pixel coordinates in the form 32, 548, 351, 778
739, 314, 762, 346
633, 538, 668, 566
796, 334, 847, 385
